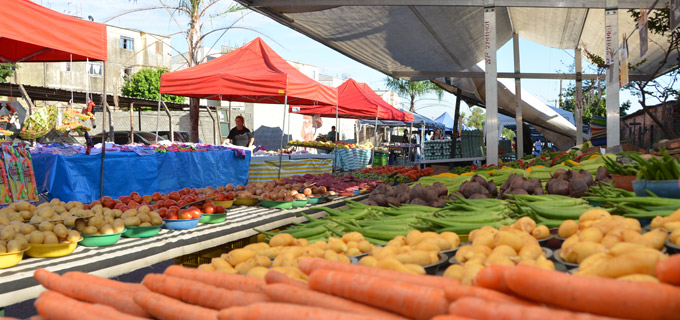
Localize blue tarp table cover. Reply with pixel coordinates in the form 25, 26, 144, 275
32, 150, 251, 203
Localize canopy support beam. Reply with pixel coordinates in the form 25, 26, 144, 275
484, 5, 498, 166
575, 47, 584, 145
513, 32, 523, 159
392, 71, 652, 80
248, 0, 663, 9
605, 2, 620, 148
450, 88, 462, 167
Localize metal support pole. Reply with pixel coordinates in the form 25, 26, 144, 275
334, 105, 339, 170
575, 47, 584, 145
278, 79, 288, 179
484, 6, 499, 165
138, 107, 142, 131
130, 102, 134, 144
205, 106, 217, 145
99, 63, 107, 199
373, 115, 378, 166
513, 32, 524, 158
605, 2, 620, 148
451, 89, 462, 164
162, 102, 173, 143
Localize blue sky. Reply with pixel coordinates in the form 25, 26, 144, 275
38, 0, 645, 120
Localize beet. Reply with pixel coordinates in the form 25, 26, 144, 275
461, 182, 484, 198
384, 185, 396, 198
510, 178, 526, 191
532, 187, 545, 195
410, 184, 426, 201
547, 180, 570, 196
501, 174, 524, 191
433, 182, 449, 197
577, 170, 595, 186
423, 188, 439, 203
386, 197, 401, 207
374, 184, 388, 195
410, 198, 429, 206
370, 194, 387, 206
395, 183, 410, 195
552, 169, 568, 180
528, 179, 542, 191
364, 199, 379, 206
469, 193, 488, 200
487, 181, 498, 197
397, 193, 410, 204
472, 175, 489, 188
569, 179, 589, 198
596, 166, 612, 183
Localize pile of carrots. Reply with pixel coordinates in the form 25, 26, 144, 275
20, 254, 680, 320
362, 166, 434, 180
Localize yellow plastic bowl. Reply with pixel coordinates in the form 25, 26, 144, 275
26, 240, 79, 258
234, 197, 259, 206
213, 200, 233, 209
0, 246, 30, 269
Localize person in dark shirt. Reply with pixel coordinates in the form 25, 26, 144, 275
328, 126, 337, 142
224, 115, 254, 147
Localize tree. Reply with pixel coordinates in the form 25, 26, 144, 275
461, 107, 485, 130
109, 0, 246, 142
384, 77, 444, 112
122, 68, 185, 103
502, 127, 515, 140
625, 8, 680, 139
0, 63, 15, 82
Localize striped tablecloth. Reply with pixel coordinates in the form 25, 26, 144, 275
248, 156, 333, 183
0, 195, 362, 308
335, 148, 372, 171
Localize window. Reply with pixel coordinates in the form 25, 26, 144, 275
61, 62, 71, 72
120, 36, 134, 50
87, 62, 102, 76
155, 41, 162, 54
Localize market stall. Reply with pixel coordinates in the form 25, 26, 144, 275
290, 78, 412, 171
31, 144, 251, 203
248, 154, 334, 183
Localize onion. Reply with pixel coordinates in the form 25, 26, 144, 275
303, 188, 312, 196
236, 185, 246, 191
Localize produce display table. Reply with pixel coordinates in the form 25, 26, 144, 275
334, 148, 372, 171
249, 155, 333, 183
32, 150, 251, 203
416, 157, 485, 167
0, 195, 361, 308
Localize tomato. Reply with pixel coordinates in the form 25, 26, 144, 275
128, 201, 139, 209
132, 194, 143, 203
177, 200, 187, 208
158, 208, 167, 217
166, 212, 178, 220
101, 196, 112, 203
169, 192, 181, 201
203, 204, 215, 214
151, 192, 162, 201
104, 200, 116, 209
178, 210, 193, 220
226, 192, 235, 200
164, 199, 176, 208
118, 196, 131, 204
142, 195, 152, 203
186, 207, 201, 219
215, 206, 226, 213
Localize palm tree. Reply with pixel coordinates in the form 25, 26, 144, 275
384, 77, 444, 112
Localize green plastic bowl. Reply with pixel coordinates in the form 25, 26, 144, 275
307, 197, 323, 205
199, 213, 227, 224
292, 199, 308, 207
123, 225, 161, 238
260, 200, 293, 209
79, 230, 125, 247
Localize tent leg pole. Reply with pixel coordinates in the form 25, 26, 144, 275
484, 6, 499, 166
278, 82, 288, 179
130, 102, 134, 144
162, 102, 173, 143
513, 32, 524, 159
372, 116, 378, 167
206, 106, 217, 145
605, 5, 620, 148
99, 63, 107, 199
575, 47, 583, 146
450, 89, 463, 169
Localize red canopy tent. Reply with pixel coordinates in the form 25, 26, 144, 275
160, 37, 337, 106
289, 78, 412, 121
0, 0, 107, 63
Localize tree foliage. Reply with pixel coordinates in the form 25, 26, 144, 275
122, 68, 185, 103
384, 77, 444, 112
560, 79, 631, 125
0, 63, 15, 82
460, 107, 485, 131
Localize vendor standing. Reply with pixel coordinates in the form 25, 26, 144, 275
328, 126, 337, 142
224, 115, 254, 147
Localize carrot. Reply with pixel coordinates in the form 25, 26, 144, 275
133, 291, 218, 320
298, 258, 460, 290
308, 269, 448, 320
217, 302, 395, 320
63, 271, 149, 293
657, 254, 680, 286
142, 274, 269, 309
33, 268, 150, 318
472, 265, 513, 294
444, 285, 535, 306
430, 315, 476, 320
504, 265, 680, 320
450, 297, 623, 320
264, 270, 309, 289
164, 265, 264, 293
263, 283, 407, 319
29, 317, 45, 320
34, 290, 146, 320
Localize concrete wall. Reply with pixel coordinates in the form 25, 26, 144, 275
15, 25, 171, 96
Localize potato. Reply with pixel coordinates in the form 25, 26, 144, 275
211, 257, 232, 270
244, 242, 270, 252
197, 264, 216, 272
377, 257, 417, 274
13, 236, 28, 250
303, 246, 325, 258
600, 234, 622, 249
513, 217, 537, 233
294, 238, 309, 247
53, 224, 68, 239
226, 248, 257, 266
138, 212, 151, 223
454, 245, 473, 263
415, 241, 441, 252
123, 217, 141, 227
358, 256, 378, 267
29, 230, 45, 244
271, 267, 308, 283
671, 228, 680, 245
139, 222, 152, 227
323, 249, 338, 261
562, 241, 606, 264
235, 257, 259, 274
0, 226, 16, 241
493, 231, 524, 252
0, 244, 5, 253
256, 255, 272, 268
471, 231, 495, 248
100, 224, 114, 235
337, 254, 351, 264
0, 215, 9, 226
44, 234, 59, 245
641, 229, 667, 250
535, 255, 556, 271
443, 264, 465, 280
519, 234, 540, 247
269, 233, 295, 247
422, 237, 451, 251
20, 210, 33, 220
388, 236, 408, 247
406, 230, 422, 245
15, 201, 31, 212
579, 209, 611, 223
341, 231, 364, 243
66, 230, 81, 243
485, 253, 515, 266
404, 264, 426, 275
103, 215, 115, 226
491, 244, 517, 258
531, 225, 550, 240
52, 205, 66, 214
346, 247, 361, 256
579, 227, 604, 243
577, 252, 610, 273
518, 244, 543, 261
82, 226, 98, 235
87, 215, 104, 229
7, 239, 21, 252
650, 216, 665, 229
561, 234, 580, 252
138, 206, 151, 214
440, 232, 460, 249
328, 239, 348, 253
579, 248, 667, 278
461, 263, 485, 285
75, 218, 87, 232
617, 274, 660, 283
621, 230, 649, 247
151, 215, 163, 225
394, 250, 432, 266
372, 246, 397, 260
247, 266, 269, 279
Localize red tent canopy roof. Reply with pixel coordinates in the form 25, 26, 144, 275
0, 0, 107, 62
290, 78, 413, 121
160, 37, 337, 106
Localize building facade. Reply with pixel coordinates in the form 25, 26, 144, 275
620, 101, 680, 150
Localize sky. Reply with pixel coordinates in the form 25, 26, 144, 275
37, 0, 648, 121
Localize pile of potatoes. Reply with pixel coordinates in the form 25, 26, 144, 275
651, 209, 680, 246
556, 209, 669, 281
120, 207, 163, 227
357, 230, 460, 276
197, 232, 377, 281
512, 217, 551, 240
0, 200, 91, 227
443, 224, 554, 285
0, 221, 81, 252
